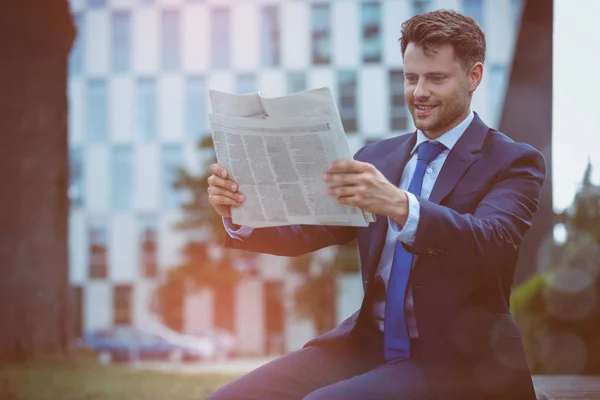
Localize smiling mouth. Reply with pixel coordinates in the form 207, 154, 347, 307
414, 104, 437, 116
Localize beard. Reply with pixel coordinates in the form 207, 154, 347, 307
410, 96, 469, 137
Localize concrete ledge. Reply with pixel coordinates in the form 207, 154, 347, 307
533, 375, 600, 399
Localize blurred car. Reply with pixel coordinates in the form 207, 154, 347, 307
83, 325, 216, 364
190, 328, 239, 359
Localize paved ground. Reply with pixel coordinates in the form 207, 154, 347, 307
134, 359, 600, 399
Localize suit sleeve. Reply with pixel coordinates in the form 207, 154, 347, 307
224, 224, 357, 257
409, 145, 546, 274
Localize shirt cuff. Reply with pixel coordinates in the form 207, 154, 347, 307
388, 191, 420, 246
222, 217, 253, 240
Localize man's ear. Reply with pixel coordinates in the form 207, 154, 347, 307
469, 62, 484, 92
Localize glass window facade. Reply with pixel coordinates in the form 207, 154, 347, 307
161, 10, 181, 71
361, 2, 381, 63
338, 71, 358, 133
70, 14, 84, 75
111, 11, 131, 73
139, 215, 158, 278
287, 72, 307, 94
69, 148, 84, 207
111, 146, 132, 211
390, 70, 409, 131
136, 78, 157, 141
261, 5, 280, 67
186, 77, 207, 140
89, 220, 108, 279
161, 145, 183, 210
311, 4, 331, 65
236, 74, 257, 94
86, 79, 107, 142
211, 8, 230, 68
113, 285, 132, 325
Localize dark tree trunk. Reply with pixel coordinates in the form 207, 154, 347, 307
0, 0, 75, 362
499, 0, 554, 285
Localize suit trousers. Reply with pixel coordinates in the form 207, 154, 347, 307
205, 323, 435, 400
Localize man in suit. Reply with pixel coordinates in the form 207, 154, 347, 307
205, 9, 545, 400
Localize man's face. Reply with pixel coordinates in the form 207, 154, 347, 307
403, 42, 482, 139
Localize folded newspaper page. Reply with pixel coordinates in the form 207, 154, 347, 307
208, 87, 376, 228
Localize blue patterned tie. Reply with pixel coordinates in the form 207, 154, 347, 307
384, 140, 446, 362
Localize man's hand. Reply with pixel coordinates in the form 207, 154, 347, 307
207, 164, 245, 218
324, 159, 409, 225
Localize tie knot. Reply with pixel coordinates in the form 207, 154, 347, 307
417, 141, 445, 164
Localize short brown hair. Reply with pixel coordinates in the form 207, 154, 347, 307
399, 9, 486, 70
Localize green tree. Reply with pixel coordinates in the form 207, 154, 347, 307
512, 161, 600, 374
289, 243, 360, 335
154, 136, 361, 338
153, 137, 249, 333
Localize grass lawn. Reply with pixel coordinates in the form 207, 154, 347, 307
0, 362, 240, 400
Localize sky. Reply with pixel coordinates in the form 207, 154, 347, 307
552, 0, 600, 211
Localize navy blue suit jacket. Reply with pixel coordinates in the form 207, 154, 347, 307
225, 113, 546, 400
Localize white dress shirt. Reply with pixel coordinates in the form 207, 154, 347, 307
223, 110, 475, 339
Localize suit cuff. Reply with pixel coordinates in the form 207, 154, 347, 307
388, 191, 420, 246
223, 217, 253, 240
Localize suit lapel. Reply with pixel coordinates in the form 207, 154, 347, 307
367, 133, 416, 275
428, 113, 489, 204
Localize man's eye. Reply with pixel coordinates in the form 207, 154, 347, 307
431, 76, 445, 83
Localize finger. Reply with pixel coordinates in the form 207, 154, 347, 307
336, 195, 359, 206
208, 186, 245, 202
328, 159, 372, 173
210, 163, 228, 179
324, 171, 360, 185
209, 194, 240, 206
208, 174, 238, 192
328, 185, 358, 197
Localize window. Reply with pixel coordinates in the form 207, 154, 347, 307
111, 11, 131, 73
260, 5, 280, 67
338, 71, 358, 133
361, 2, 381, 63
88, 0, 106, 8
70, 287, 83, 340
89, 220, 108, 279
161, 10, 181, 71
311, 4, 331, 65
139, 216, 158, 278
511, 0, 524, 25
390, 70, 409, 131
411, 0, 432, 15
462, 0, 484, 29
113, 285, 132, 325
136, 78, 157, 140
86, 79, 107, 142
236, 74, 257, 94
286, 71, 307, 94
186, 77, 207, 140
111, 147, 132, 211
70, 14, 84, 75
211, 8, 230, 68
69, 148, 84, 207
162, 145, 183, 210
489, 64, 507, 125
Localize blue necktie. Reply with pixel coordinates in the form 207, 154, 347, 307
384, 140, 446, 363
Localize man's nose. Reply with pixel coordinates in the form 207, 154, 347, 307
413, 80, 430, 99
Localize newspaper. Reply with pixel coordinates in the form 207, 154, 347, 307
208, 87, 376, 228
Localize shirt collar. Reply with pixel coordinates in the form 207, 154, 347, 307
411, 110, 475, 155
